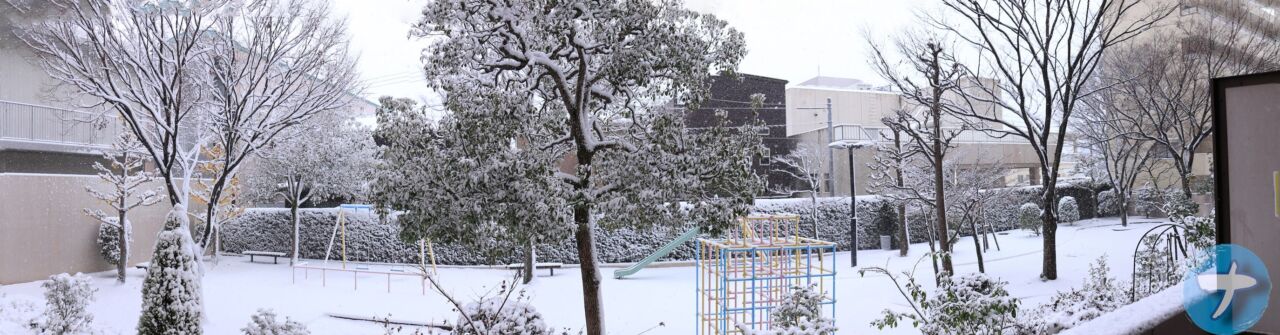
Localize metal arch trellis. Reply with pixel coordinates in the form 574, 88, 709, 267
1129, 223, 1190, 302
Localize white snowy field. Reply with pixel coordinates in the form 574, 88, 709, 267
0, 216, 1168, 334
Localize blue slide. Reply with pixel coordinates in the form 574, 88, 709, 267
613, 227, 700, 279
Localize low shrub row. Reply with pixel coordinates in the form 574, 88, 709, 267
221, 182, 1106, 265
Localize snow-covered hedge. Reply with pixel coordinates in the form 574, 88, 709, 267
223, 197, 907, 265
222, 192, 1057, 265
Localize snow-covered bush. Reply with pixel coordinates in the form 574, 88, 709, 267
96, 218, 132, 266
758, 284, 836, 335
1161, 194, 1198, 219
453, 297, 552, 335
138, 206, 202, 335
865, 268, 1019, 335
1057, 197, 1079, 224
1095, 190, 1119, 217
1014, 256, 1127, 334
242, 309, 309, 335
29, 273, 96, 335
1133, 188, 1165, 218
1019, 203, 1042, 235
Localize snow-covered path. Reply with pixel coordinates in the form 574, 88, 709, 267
0, 217, 1165, 334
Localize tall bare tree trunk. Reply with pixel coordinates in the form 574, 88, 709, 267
1041, 186, 1059, 280
523, 237, 536, 284
1119, 192, 1130, 227
931, 104, 953, 275
574, 202, 604, 334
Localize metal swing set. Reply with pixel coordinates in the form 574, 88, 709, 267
291, 204, 440, 293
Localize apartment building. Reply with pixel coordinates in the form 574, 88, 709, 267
683, 73, 793, 196
784, 76, 1056, 196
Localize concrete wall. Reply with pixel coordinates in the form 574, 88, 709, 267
0, 173, 172, 284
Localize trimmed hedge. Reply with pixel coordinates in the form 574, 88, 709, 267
222, 182, 1103, 265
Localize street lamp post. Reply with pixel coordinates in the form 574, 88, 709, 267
829, 140, 872, 267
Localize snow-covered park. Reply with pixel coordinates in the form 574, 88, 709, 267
0, 0, 1247, 333
0, 217, 1165, 334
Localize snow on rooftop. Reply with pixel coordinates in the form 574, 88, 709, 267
792, 76, 894, 93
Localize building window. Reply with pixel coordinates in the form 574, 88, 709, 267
760, 147, 772, 166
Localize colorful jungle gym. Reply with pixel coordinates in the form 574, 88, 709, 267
696, 214, 837, 334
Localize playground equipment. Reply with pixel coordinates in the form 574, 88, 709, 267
696, 214, 836, 334
614, 226, 701, 279
319, 204, 437, 272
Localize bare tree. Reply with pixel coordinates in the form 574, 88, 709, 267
867, 122, 915, 257
771, 143, 826, 239
246, 113, 377, 265
16, 0, 222, 206
935, 0, 1171, 280
868, 33, 968, 276
1103, 13, 1280, 199
84, 131, 163, 283
942, 159, 1007, 274
196, 0, 359, 247
1077, 70, 1155, 227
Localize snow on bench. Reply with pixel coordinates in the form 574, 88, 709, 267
243, 251, 287, 264
506, 262, 564, 276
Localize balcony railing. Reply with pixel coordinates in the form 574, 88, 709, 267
0, 100, 118, 150
831, 124, 1029, 144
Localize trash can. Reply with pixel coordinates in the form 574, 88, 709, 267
880, 235, 892, 250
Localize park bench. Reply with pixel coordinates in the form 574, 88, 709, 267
244, 251, 287, 264
506, 262, 564, 276
135, 262, 149, 270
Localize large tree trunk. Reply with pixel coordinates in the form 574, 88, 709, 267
1119, 191, 1129, 227
1041, 186, 1059, 280
931, 116, 953, 275
117, 209, 128, 283
573, 203, 605, 335
523, 237, 536, 284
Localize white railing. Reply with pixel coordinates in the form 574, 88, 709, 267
0, 100, 118, 148
831, 124, 1028, 144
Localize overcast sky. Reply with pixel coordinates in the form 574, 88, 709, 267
333, 0, 932, 104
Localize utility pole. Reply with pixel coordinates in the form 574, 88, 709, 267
825, 98, 833, 195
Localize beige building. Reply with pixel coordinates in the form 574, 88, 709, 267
1114, 0, 1280, 192
0, 6, 372, 284
783, 76, 1067, 196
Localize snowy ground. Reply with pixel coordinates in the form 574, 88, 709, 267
0, 216, 1166, 334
